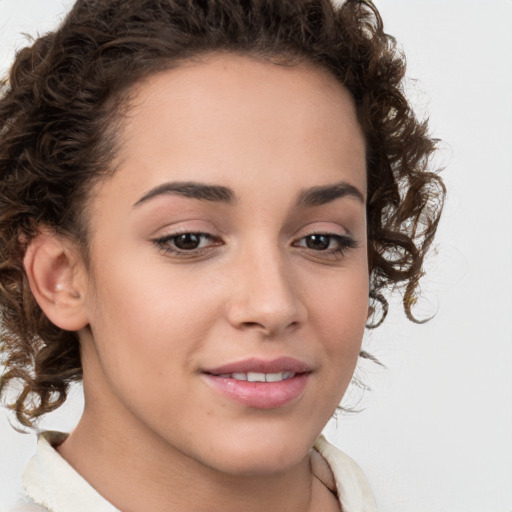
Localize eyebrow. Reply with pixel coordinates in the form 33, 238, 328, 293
133, 181, 235, 207
133, 179, 364, 209
296, 181, 365, 207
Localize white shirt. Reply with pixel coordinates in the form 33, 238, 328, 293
7, 431, 377, 511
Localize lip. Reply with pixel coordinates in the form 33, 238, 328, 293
204, 357, 312, 375
202, 357, 312, 409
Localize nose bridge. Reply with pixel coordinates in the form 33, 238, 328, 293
227, 237, 305, 334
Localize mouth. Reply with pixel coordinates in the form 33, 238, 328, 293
202, 357, 311, 409
213, 371, 296, 382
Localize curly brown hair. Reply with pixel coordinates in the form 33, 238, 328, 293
0, 0, 444, 427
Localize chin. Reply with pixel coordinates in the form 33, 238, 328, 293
196, 424, 318, 477
212, 450, 307, 477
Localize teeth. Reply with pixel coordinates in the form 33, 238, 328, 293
247, 372, 266, 382
264, 372, 283, 382
228, 371, 295, 382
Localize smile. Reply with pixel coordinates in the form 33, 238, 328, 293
216, 371, 295, 382
202, 357, 311, 409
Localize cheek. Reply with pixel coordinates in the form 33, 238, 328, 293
310, 263, 369, 327
307, 264, 369, 371
86, 254, 223, 369
83, 266, 208, 421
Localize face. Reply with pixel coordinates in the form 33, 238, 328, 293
78, 54, 368, 475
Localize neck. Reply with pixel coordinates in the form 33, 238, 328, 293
58, 404, 314, 512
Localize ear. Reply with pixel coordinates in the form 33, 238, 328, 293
23, 229, 89, 331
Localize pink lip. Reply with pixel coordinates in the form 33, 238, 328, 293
204, 357, 311, 375
202, 357, 311, 409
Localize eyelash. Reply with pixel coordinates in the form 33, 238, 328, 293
152, 232, 357, 259
153, 232, 221, 257
292, 233, 358, 259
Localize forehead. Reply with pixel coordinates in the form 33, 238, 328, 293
90, 53, 366, 218
122, 55, 363, 173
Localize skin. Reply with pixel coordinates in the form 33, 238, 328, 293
41, 54, 368, 511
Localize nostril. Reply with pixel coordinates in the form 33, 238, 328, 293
239, 319, 301, 334
241, 321, 265, 329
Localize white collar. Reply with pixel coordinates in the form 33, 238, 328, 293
314, 435, 378, 512
22, 431, 119, 512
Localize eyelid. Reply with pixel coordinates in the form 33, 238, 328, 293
293, 232, 357, 248
147, 216, 223, 236
290, 222, 359, 260
291, 220, 351, 238
150, 220, 225, 256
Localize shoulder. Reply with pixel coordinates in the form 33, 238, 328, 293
313, 435, 378, 512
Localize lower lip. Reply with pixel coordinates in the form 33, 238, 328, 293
203, 373, 310, 409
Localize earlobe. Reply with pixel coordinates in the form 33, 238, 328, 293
23, 230, 89, 331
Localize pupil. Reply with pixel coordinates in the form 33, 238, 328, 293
306, 235, 329, 250
175, 233, 200, 250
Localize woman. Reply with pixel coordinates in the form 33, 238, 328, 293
0, 0, 444, 510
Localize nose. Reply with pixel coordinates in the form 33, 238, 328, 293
226, 244, 307, 337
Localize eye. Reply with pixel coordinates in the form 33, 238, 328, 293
172, 233, 208, 250
153, 232, 221, 255
303, 234, 334, 251
293, 233, 357, 256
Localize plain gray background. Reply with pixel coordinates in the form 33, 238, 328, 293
1, 1, 511, 510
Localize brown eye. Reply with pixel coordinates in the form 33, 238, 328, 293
153, 232, 222, 256
173, 233, 202, 250
293, 233, 358, 258
305, 234, 331, 250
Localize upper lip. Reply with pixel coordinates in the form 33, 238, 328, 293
204, 357, 312, 375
